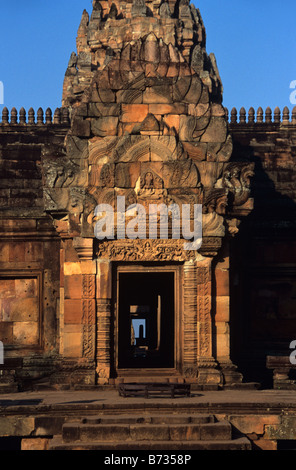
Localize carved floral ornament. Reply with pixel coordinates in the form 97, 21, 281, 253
95, 237, 222, 261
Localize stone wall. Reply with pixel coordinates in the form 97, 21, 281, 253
228, 108, 296, 385
0, 117, 69, 389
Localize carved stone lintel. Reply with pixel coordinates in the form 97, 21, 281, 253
96, 238, 198, 261
95, 238, 222, 262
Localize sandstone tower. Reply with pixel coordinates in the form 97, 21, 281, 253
0, 0, 257, 389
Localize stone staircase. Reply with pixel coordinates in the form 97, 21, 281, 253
49, 413, 251, 450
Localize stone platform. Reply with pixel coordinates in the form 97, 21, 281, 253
1, 388, 296, 450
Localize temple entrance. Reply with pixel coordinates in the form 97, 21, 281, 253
116, 268, 176, 370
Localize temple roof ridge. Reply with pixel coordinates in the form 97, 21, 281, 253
1, 105, 296, 126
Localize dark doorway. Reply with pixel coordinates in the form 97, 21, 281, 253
117, 271, 175, 369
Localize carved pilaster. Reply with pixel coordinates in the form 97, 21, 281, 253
96, 260, 112, 384
82, 274, 96, 360
197, 259, 212, 359
96, 298, 112, 384
183, 260, 198, 378
196, 257, 222, 386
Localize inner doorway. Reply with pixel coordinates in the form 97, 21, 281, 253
117, 270, 175, 369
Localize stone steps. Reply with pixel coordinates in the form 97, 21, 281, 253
49, 413, 252, 451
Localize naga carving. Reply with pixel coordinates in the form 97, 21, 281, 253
217, 162, 255, 208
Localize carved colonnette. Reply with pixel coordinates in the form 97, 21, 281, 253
96, 259, 112, 384
81, 274, 96, 360
183, 260, 198, 377
196, 258, 223, 385
96, 297, 112, 384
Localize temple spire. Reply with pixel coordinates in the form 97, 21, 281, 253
62, 0, 221, 108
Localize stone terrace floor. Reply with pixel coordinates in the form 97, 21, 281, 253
0, 389, 296, 411
1, 389, 296, 451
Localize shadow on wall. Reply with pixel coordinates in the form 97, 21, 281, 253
228, 139, 296, 387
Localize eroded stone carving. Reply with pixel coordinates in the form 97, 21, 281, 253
42, 159, 77, 189
159, 1, 171, 18
132, 0, 147, 17
96, 239, 198, 261
216, 162, 255, 208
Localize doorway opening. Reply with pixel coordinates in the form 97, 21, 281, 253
117, 270, 175, 370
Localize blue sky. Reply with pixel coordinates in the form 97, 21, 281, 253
0, 1, 295, 117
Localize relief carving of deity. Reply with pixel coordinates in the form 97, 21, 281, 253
136, 171, 167, 203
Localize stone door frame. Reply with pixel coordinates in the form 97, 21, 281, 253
114, 263, 182, 377
95, 238, 222, 385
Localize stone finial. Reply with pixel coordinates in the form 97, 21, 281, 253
248, 107, 255, 124
292, 106, 296, 123
230, 107, 237, 124
28, 108, 35, 125
61, 108, 70, 125
53, 108, 61, 125
46, 108, 53, 125
132, 0, 147, 17
265, 107, 272, 123
11, 107, 18, 124
239, 107, 246, 123
19, 107, 26, 124
1, 107, 9, 124
274, 107, 281, 123
256, 107, 263, 123
224, 107, 229, 122
282, 106, 290, 124
37, 108, 44, 125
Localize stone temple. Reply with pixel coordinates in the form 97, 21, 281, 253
0, 0, 296, 398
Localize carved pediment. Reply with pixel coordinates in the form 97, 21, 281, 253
41, 2, 255, 245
